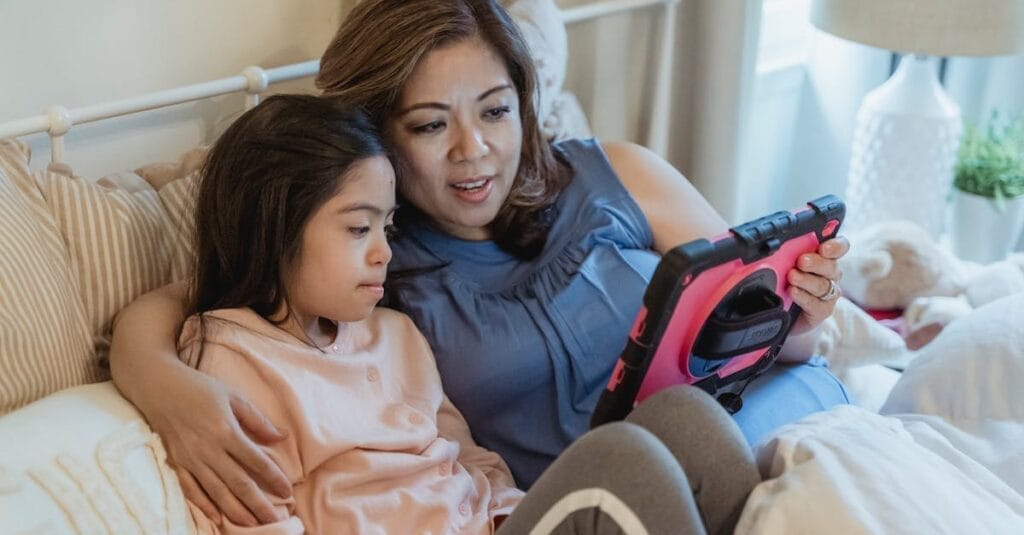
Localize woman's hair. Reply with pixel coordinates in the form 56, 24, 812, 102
316, 0, 571, 258
190, 94, 386, 320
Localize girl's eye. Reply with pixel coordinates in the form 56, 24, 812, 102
484, 105, 511, 121
385, 224, 398, 240
349, 226, 371, 237
412, 120, 445, 134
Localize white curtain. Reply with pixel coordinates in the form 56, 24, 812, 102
947, 55, 1024, 124
560, 0, 764, 222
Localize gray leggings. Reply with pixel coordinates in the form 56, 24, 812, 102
496, 386, 760, 535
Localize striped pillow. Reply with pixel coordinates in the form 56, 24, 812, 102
0, 140, 98, 414
32, 159, 197, 359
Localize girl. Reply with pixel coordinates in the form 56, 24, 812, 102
179, 93, 759, 534
111, 0, 847, 526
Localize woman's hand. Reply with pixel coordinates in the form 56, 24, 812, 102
144, 366, 293, 527
786, 235, 850, 336
109, 281, 293, 526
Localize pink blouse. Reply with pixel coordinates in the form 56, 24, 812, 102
179, 307, 523, 534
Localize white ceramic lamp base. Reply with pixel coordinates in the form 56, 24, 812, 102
844, 55, 962, 238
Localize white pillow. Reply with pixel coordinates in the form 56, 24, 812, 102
881, 292, 1024, 421
736, 406, 1024, 534
0, 382, 194, 534
736, 294, 1024, 533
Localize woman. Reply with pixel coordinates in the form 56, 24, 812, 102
110, 0, 848, 527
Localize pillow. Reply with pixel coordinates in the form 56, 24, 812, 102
0, 140, 96, 414
503, 0, 592, 141
132, 146, 201, 277
735, 406, 1024, 534
0, 381, 195, 533
881, 292, 1024, 421
31, 152, 198, 358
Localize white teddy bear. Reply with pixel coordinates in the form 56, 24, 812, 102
838, 220, 1024, 347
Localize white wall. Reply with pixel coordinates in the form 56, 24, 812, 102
0, 0, 344, 178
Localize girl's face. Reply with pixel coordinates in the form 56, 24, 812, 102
389, 36, 523, 241
282, 156, 396, 339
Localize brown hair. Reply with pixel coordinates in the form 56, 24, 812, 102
316, 0, 571, 258
191, 95, 386, 320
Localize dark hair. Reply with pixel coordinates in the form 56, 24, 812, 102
317, 0, 571, 258
190, 94, 386, 323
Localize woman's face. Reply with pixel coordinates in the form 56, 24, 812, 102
389, 36, 523, 241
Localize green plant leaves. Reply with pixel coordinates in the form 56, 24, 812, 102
953, 111, 1024, 209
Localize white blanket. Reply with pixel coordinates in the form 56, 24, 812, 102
736, 293, 1024, 534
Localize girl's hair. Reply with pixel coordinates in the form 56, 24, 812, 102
190, 94, 386, 320
316, 0, 572, 258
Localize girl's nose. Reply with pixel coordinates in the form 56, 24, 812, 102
370, 233, 392, 266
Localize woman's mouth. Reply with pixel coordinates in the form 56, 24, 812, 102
449, 177, 493, 204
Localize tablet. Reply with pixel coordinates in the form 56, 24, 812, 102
590, 195, 845, 426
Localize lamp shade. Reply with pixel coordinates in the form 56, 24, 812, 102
810, 0, 1024, 56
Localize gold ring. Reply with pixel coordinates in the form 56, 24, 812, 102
820, 279, 840, 301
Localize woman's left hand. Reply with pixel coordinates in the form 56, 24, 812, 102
786, 235, 850, 336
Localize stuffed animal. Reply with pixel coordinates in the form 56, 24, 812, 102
839, 219, 1024, 346
838, 220, 971, 310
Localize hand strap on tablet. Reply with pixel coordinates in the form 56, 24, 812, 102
692, 288, 790, 360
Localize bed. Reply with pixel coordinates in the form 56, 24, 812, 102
1, 0, 1022, 533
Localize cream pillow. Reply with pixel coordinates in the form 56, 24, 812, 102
32, 153, 198, 358
0, 381, 194, 534
0, 140, 97, 414
881, 292, 1024, 421
503, 0, 592, 141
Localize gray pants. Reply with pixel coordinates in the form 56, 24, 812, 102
496, 386, 760, 535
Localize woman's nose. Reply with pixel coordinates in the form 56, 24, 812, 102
450, 124, 489, 163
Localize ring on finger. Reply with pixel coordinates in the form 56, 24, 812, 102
818, 279, 840, 301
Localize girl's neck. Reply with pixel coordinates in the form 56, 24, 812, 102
272, 307, 342, 349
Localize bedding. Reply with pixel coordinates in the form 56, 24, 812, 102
0, 139, 196, 415
736, 293, 1024, 533
0, 141, 97, 413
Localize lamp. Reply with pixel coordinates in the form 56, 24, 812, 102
810, 0, 1024, 239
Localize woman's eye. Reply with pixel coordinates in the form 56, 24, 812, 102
384, 224, 398, 240
412, 121, 445, 134
484, 105, 511, 120
349, 226, 371, 237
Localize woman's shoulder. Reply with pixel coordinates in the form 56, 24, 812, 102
548, 138, 654, 246
552, 138, 641, 203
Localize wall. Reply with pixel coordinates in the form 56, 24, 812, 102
0, 0, 344, 177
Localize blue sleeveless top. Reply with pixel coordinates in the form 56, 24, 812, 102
388, 138, 849, 488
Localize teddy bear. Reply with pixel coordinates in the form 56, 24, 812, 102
838, 219, 1024, 347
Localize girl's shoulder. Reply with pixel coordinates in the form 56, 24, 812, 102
178, 308, 293, 351
365, 306, 420, 337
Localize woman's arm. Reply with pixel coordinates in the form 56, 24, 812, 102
108, 281, 292, 526
602, 141, 849, 360
601, 141, 728, 254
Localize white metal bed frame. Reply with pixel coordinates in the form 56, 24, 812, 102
0, 0, 679, 164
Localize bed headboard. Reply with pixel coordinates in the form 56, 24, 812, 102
0, 0, 679, 173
